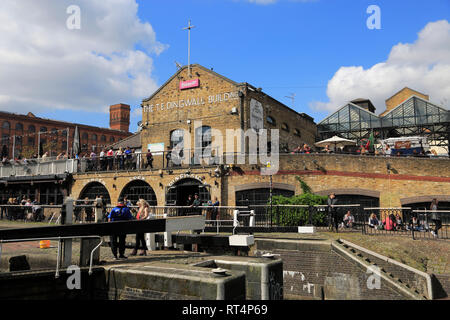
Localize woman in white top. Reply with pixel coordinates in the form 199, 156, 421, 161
131, 199, 149, 256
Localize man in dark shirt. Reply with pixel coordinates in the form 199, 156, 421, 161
108, 199, 134, 259
327, 193, 339, 232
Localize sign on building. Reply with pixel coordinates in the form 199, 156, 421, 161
250, 99, 264, 132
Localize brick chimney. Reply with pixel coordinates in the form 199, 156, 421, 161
109, 103, 130, 132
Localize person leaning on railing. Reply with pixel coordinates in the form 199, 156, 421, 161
430, 198, 442, 238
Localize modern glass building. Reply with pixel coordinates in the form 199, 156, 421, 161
317, 94, 450, 154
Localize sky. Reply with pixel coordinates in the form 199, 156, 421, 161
0, 0, 449, 133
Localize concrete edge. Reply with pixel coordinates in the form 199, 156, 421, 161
339, 238, 434, 300
331, 240, 426, 300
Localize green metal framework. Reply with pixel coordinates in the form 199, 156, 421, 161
317, 96, 450, 153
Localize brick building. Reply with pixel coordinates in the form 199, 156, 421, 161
140, 64, 316, 158
0, 104, 133, 159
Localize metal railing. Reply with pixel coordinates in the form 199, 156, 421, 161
0, 235, 102, 276
361, 208, 450, 240
3, 150, 447, 178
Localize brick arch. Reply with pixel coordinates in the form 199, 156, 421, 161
315, 188, 380, 198
400, 195, 450, 206
234, 182, 295, 192
119, 179, 157, 206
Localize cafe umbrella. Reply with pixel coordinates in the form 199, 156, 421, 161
315, 135, 357, 152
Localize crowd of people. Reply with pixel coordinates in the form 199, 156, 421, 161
0, 196, 44, 221
291, 143, 436, 157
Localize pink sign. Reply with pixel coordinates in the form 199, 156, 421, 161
179, 78, 200, 90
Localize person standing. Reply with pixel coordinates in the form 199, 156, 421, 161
190, 194, 201, 216
131, 199, 149, 256
210, 197, 220, 221
94, 195, 104, 223
430, 198, 441, 238
107, 198, 134, 260
84, 197, 93, 222
107, 148, 114, 170
146, 149, 153, 169
327, 193, 339, 232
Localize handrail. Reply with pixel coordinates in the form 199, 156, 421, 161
0, 235, 102, 277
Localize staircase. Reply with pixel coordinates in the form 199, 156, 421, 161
332, 239, 432, 300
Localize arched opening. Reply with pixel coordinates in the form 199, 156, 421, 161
166, 178, 211, 206
236, 188, 294, 207
119, 180, 157, 206
331, 194, 380, 208
402, 201, 450, 211
78, 182, 111, 204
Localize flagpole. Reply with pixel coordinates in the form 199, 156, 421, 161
38, 132, 41, 158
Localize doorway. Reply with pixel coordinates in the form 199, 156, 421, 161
166, 178, 210, 206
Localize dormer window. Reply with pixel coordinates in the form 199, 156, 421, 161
266, 116, 276, 125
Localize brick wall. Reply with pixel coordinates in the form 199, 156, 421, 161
255, 239, 410, 300
70, 153, 450, 207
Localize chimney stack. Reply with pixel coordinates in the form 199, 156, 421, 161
109, 103, 130, 132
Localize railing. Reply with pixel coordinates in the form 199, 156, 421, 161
361, 208, 450, 240
0, 235, 101, 276
2, 150, 448, 178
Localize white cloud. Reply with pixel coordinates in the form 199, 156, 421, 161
310, 20, 450, 114
0, 0, 167, 115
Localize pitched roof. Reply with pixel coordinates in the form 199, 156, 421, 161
109, 131, 141, 150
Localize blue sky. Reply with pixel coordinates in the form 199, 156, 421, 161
2, 0, 449, 133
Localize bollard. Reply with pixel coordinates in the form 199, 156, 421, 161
164, 231, 172, 248
62, 197, 73, 268
146, 233, 156, 251
233, 210, 239, 227
249, 210, 255, 227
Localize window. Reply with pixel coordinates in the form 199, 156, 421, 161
28, 137, 35, 146
195, 126, 212, 153
294, 129, 301, 137
170, 129, 184, 149
15, 123, 23, 132
110, 136, 115, 143
101, 135, 106, 142
281, 123, 289, 132
266, 116, 276, 125
40, 127, 47, 133
51, 128, 58, 135
28, 125, 36, 133
2, 121, 10, 131
61, 140, 67, 151
92, 134, 97, 142
61, 129, 67, 137
82, 133, 88, 141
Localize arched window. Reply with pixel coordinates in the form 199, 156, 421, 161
266, 116, 276, 126
281, 123, 289, 132
15, 123, 23, 132
2, 121, 10, 131
40, 126, 47, 133
170, 129, 184, 149
28, 137, 35, 146
51, 128, 58, 136
294, 129, 301, 137
110, 136, 115, 143
195, 126, 212, 156
28, 125, 36, 133
92, 134, 97, 142
82, 133, 88, 141
101, 135, 106, 142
